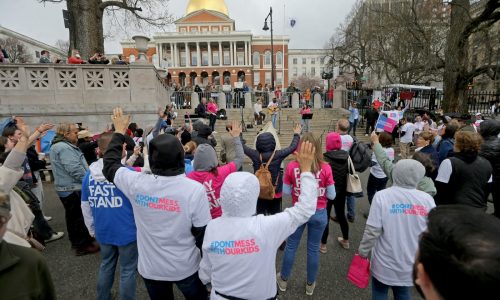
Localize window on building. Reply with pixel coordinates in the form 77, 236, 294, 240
212, 52, 220, 65
265, 72, 271, 84
129, 54, 136, 63
180, 28, 187, 33
180, 52, 186, 66
201, 27, 208, 33
223, 50, 230, 65
292, 67, 298, 77
253, 52, 260, 66
237, 53, 244, 65
311, 67, 316, 76
276, 72, 283, 85
201, 51, 209, 66
320, 57, 324, 64
35, 51, 40, 58
254, 72, 260, 85
190, 27, 198, 33
212, 27, 219, 33
311, 58, 315, 64
276, 52, 283, 66
302, 58, 306, 64
264, 51, 271, 66
293, 58, 297, 64
223, 26, 229, 32
191, 52, 198, 66
302, 67, 306, 76
320, 67, 324, 74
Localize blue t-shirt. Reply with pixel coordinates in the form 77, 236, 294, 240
81, 170, 137, 246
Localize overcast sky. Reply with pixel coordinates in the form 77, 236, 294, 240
0, 0, 356, 53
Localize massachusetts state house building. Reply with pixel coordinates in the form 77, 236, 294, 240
121, 0, 289, 88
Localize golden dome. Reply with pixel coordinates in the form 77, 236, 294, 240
186, 0, 229, 16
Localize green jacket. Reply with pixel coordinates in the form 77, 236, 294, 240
372, 143, 437, 196
0, 241, 56, 299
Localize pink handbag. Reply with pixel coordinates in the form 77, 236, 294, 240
347, 253, 371, 288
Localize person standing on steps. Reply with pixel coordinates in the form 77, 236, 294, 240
268, 98, 279, 128
348, 101, 359, 136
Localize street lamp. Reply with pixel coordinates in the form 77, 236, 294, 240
263, 7, 274, 91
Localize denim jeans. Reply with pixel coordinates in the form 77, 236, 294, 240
97, 242, 138, 300
348, 119, 358, 136
346, 195, 356, 219
143, 272, 207, 300
280, 209, 328, 284
209, 114, 217, 132
372, 277, 411, 300
271, 114, 278, 128
367, 174, 389, 204
301, 119, 310, 133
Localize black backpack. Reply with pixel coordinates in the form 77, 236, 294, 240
349, 137, 372, 172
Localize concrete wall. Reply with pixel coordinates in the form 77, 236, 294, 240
0, 64, 167, 132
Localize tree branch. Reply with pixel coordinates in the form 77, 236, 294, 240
99, 0, 142, 12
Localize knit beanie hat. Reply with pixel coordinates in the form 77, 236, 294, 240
193, 144, 218, 171
392, 159, 425, 189
326, 132, 342, 151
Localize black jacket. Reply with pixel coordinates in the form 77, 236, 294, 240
479, 120, 500, 215
243, 132, 300, 196
323, 150, 349, 196
364, 108, 379, 124
196, 103, 207, 118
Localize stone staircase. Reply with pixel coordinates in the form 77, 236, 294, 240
208, 108, 360, 162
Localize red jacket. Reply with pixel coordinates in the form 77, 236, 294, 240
68, 56, 84, 64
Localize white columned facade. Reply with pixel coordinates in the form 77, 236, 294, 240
185, 42, 189, 67
196, 42, 201, 67
230, 41, 234, 66
244, 42, 248, 66
208, 42, 212, 66
170, 43, 174, 67
218, 42, 222, 66
247, 42, 251, 66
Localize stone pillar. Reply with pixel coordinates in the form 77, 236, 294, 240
292, 92, 300, 108
208, 42, 212, 66
185, 42, 190, 67
218, 41, 222, 66
196, 42, 201, 67
230, 41, 234, 66
333, 86, 345, 108
170, 43, 175, 67
244, 42, 248, 66
244, 92, 252, 108
218, 92, 226, 109
313, 93, 322, 108
191, 92, 199, 110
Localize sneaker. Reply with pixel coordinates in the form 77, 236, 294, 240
320, 243, 327, 254
276, 273, 287, 292
75, 242, 100, 256
305, 282, 316, 296
45, 232, 64, 243
44, 216, 53, 221
365, 134, 369, 136
337, 237, 350, 249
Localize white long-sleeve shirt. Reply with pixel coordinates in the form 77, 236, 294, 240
199, 172, 318, 299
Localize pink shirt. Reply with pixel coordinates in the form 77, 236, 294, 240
283, 161, 335, 210
207, 102, 218, 115
187, 162, 236, 218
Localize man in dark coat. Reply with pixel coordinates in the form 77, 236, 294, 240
364, 106, 379, 135
479, 120, 500, 218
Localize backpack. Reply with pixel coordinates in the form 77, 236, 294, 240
349, 138, 372, 172
255, 151, 277, 200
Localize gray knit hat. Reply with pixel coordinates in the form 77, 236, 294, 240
193, 143, 218, 171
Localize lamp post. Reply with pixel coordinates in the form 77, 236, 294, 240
263, 7, 274, 91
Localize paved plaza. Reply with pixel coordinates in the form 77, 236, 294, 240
41, 167, 427, 300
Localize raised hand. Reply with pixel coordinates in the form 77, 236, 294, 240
133, 145, 141, 156
37, 123, 54, 133
229, 120, 242, 138
293, 123, 302, 135
370, 131, 379, 144
111, 107, 131, 135
295, 141, 315, 173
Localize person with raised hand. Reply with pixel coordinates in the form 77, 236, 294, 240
199, 141, 318, 300
187, 120, 244, 219
103, 107, 210, 300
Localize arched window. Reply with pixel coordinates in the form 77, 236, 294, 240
253, 52, 260, 66
276, 51, 283, 66
264, 51, 271, 66
128, 54, 136, 63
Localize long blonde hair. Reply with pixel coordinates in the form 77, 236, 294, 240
299, 132, 324, 174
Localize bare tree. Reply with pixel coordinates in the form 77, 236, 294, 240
442, 0, 500, 113
293, 75, 324, 92
0, 38, 31, 63
39, 0, 174, 59
55, 39, 70, 56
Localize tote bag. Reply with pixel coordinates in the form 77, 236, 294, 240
347, 253, 371, 288
346, 156, 362, 193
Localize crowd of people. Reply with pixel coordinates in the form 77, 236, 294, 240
0, 99, 500, 300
